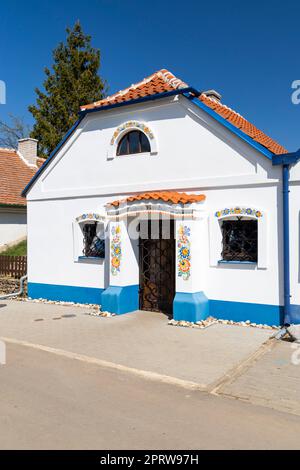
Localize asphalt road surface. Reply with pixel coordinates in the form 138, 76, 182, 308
0, 343, 300, 450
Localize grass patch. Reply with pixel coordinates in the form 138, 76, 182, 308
1, 239, 27, 256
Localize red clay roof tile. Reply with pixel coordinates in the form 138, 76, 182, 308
0, 148, 38, 206
199, 94, 287, 155
81, 69, 287, 155
107, 191, 206, 207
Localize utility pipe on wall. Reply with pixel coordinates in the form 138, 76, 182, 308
0, 274, 27, 300
282, 164, 291, 325
272, 150, 300, 326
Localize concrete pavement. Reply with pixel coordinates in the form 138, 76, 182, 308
1, 343, 300, 450
220, 340, 300, 416
1, 299, 300, 424
0, 300, 272, 389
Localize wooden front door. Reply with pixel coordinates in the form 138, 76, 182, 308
139, 220, 175, 316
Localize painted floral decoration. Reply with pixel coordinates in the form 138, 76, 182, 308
110, 121, 154, 145
177, 224, 191, 281
111, 225, 122, 276
215, 207, 263, 219
76, 213, 101, 222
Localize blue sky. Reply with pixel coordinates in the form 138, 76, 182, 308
0, 0, 299, 150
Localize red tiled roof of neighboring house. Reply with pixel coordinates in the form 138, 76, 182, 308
36, 157, 45, 169
0, 148, 37, 206
81, 69, 287, 155
107, 191, 206, 207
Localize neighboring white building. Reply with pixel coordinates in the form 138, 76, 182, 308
0, 139, 41, 251
22, 69, 300, 326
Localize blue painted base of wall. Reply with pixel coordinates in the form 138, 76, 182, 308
286, 304, 300, 325
101, 285, 139, 315
173, 292, 209, 322
209, 299, 284, 326
27, 282, 300, 326
28, 282, 104, 305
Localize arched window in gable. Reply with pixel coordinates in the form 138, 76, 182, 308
117, 130, 151, 156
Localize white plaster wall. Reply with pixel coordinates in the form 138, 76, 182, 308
27, 96, 280, 202
108, 219, 139, 287
27, 182, 282, 306
27, 198, 108, 288
26, 95, 285, 306
205, 184, 282, 305
0, 211, 27, 247
175, 217, 208, 294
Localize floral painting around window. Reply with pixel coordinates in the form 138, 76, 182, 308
111, 225, 122, 276
76, 213, 102, 222
215, 207, 263, 219
110, 121, 154, 146
177, 224, 191, 281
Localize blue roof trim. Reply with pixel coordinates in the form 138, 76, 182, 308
79, 87, 199, 116
22, 117, 84, 197
22, 85, 279, 197
272, 149, 300, 166
22, 88, 197, 197
187, 95, 274, 160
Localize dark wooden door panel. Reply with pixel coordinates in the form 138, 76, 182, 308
139, 220, 175, 315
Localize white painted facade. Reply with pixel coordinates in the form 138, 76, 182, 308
25, 94, 300, 325
0, 208, 27, 250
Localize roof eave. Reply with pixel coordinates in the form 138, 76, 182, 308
272, 150, 300, 166
22, 86, 284, 198
0, 203, 26, 209
79, 87, 199, 115
22, 88, 198, 198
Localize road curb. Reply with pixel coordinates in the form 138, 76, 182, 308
208, 337, 277, 395
1, 336, 208, 392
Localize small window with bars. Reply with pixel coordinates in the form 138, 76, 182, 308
221, 219, 257, 262
82, 222, 105, 258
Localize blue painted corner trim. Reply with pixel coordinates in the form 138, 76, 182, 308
272, 149, 300, 166
101, 285, 139, 315
173, 291, 209, 322
28, 282, 104, 305
209, 299, 284, 326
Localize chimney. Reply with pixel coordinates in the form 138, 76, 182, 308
18, 138, 38, 166
203, 89, 222, 102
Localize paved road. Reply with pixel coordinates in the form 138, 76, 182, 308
0, 343, 300, 450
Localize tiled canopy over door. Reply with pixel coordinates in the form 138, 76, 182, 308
102, 191, 208, 322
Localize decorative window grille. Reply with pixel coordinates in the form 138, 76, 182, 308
221, 219, 257, 262
82, 222, 105, 258
117, 130, 150, 156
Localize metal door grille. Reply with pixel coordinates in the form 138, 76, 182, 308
139, 220, 175, 316
221, 219, 257, 262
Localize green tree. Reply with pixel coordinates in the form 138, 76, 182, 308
29, 21, 105, 158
